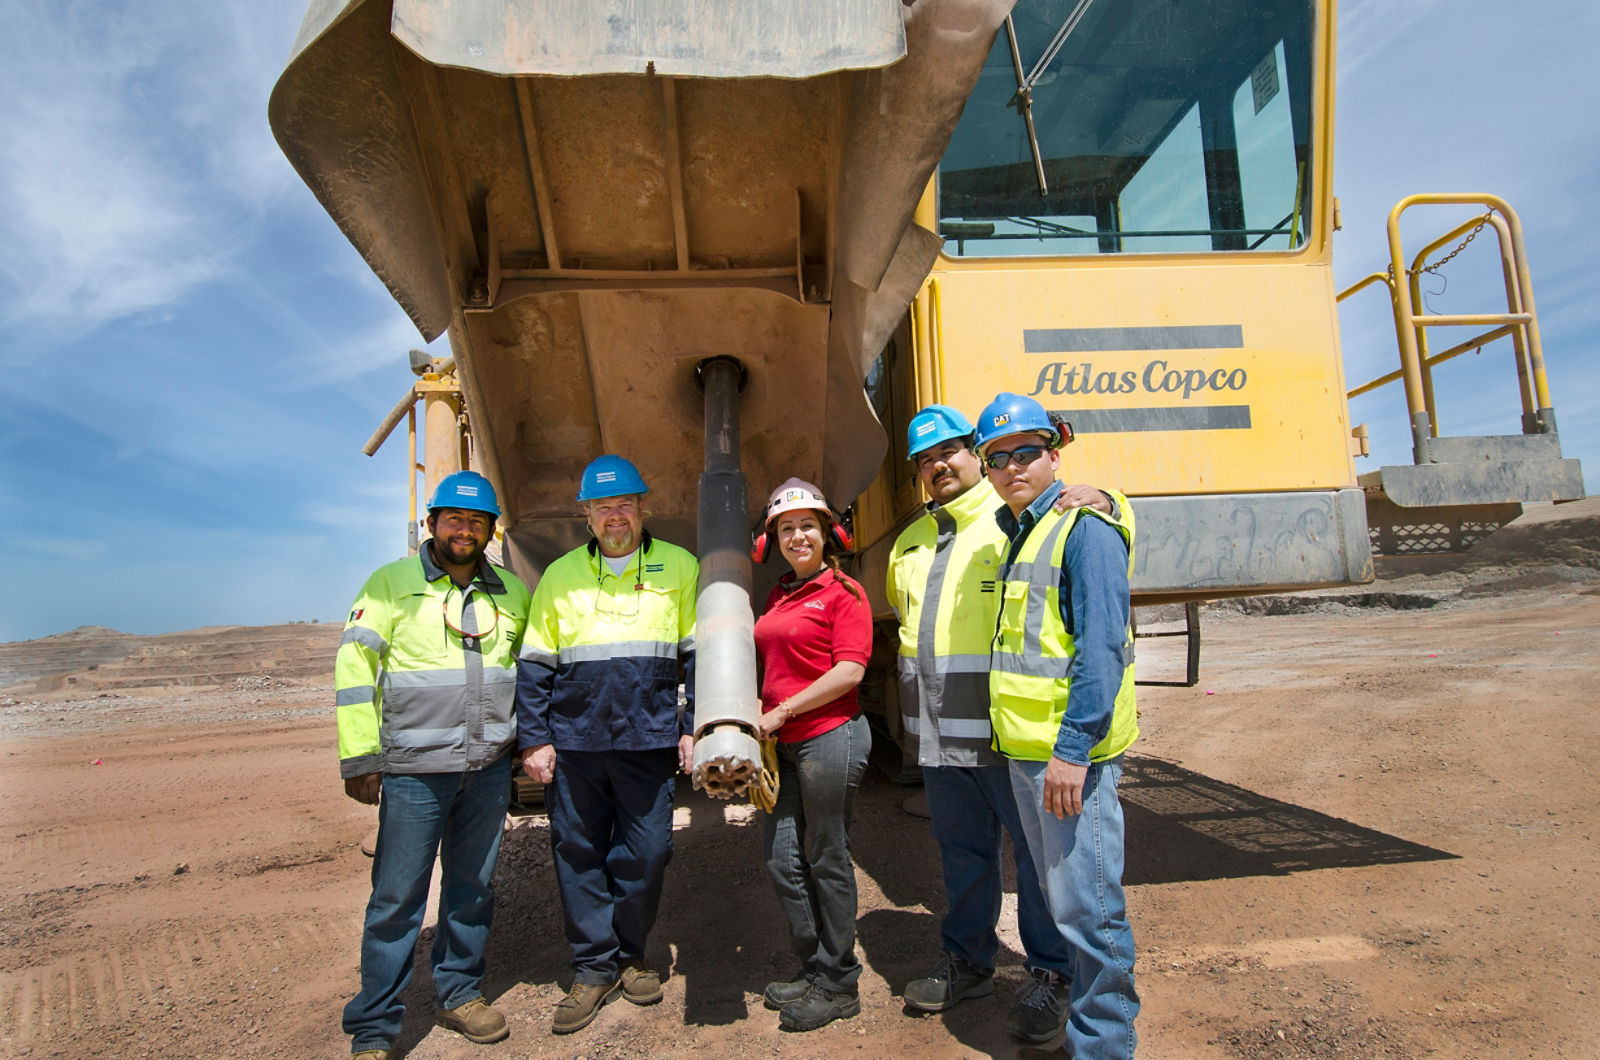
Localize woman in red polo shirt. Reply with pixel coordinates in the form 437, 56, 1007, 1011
751, 477, 873, 1032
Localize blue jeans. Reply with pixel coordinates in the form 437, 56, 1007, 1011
1009, 755, 1138, 1059
343, 753, 511, 1050
763, 713, 870, 992
547, 748, 677, 983
923, 763, 1074, 977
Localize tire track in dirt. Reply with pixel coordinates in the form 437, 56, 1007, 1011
0, 913, 348, 1047
1, 799, 343, 869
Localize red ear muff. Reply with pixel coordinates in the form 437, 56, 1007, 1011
829, 521, 854, 552
751, 528, 775, 564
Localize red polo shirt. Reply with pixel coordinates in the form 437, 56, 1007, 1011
754, 568, 873, 743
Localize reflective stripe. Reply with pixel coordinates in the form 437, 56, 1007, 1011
335, 685, 375, 706
991, 650, 1074, 680
482, 721, 515, 745
902, 713, 994, 740
519, 646, 557, 666
934, 716, 993, 739
914, 504, 959, 683
386, 725, 464, 749
382, 667, 515, 689
1023, 514, 1075, 662
678, 634, 695, 654
558, 640, 678, 664
341, 625, 388, 655
897, 653, 990, 676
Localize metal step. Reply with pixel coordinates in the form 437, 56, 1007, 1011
1363, 448, 1587, 512
1426, 433, 1564, 464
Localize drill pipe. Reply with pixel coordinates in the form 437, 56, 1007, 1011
690, 357, 762, 798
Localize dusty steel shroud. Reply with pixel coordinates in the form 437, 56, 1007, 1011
270, 0, 1016, 794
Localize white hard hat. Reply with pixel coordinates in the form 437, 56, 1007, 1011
762, 477, 831, 529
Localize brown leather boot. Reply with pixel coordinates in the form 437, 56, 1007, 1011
552, 979, 622, 1034
435, 997, 509, 1044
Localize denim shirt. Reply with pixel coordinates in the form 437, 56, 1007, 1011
996, 480, 1132, 765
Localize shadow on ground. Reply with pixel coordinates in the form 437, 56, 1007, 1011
373, 749, 1452, 1052
1121, 756, 1457, 885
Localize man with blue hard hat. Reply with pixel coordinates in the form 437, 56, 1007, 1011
336, 470, 533, 1059
976, 392, 1140, 1059
889, 404, 1119, 1043
515, 455, 698, 1035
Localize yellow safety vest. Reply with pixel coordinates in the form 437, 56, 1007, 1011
336, 548, 531, 777
518, 533, 697, 751
989, 495, 1137, 764
887, 478, 1008, 766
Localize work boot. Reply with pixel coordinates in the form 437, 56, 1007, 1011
552, 979, 622, 1034
1008, 968, 1070, 1043
779, 983, 860, 1031
350, 1049, 393, 1060
903, 951, 995, 1013
435, 997, 509, 1044
620, 962, 663, 1005
762, 971, 812, 1011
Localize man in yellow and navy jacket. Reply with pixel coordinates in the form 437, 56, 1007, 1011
977, 392, 1140, 1060
889, 404, 1116, 1044
515, 455, 697, 1036
336, 470, 531, 1059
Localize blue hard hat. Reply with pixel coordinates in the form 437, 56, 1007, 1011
906, 404, 976, 458
428, 470, 501, 517
578, 454, 649, 502
972, 392, 1060, 452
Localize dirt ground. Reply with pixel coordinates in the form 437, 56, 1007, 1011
3, 503, 1598, 1059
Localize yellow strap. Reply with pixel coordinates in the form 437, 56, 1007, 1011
749, 738, 780, 813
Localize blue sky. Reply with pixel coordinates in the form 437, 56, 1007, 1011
1, 0, 1595, 641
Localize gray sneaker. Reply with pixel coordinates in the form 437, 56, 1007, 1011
903, 952, 995, 1013
1007, 968, 1070, 1043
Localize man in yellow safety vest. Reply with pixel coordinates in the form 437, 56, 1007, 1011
889, 403, 1115, 1043
335, 470, 532, 1059
516, 455, 697, 1036
977, 392, 1139, 1060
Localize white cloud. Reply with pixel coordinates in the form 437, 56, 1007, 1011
0, 1, 304, 347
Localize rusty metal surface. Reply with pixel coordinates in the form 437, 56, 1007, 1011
270, 0, 1015, 571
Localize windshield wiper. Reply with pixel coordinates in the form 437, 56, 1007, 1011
1004, 0, 1097, 198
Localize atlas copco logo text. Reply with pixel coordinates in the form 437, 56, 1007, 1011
1028, 359, 1249, 399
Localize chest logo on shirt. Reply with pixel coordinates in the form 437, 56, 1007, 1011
980, 581, 996, 593
803, 601, 826, 610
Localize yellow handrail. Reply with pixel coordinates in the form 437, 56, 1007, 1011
1340, 194, 1553, 464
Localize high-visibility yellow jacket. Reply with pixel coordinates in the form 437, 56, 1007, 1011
335, 545, 531, 778
516, 532, 697, 752
990, 489, 1137, 764
887, 478, 1009, 767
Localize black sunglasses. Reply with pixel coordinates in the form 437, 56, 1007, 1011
984, 445, 1049, 471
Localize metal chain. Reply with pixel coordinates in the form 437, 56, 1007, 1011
1387, 208, 1496, 282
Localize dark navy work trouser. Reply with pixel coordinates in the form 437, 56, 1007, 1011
547, 748, 677, 983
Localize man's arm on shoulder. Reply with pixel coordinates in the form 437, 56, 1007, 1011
1054, 484, 1114, 516
1055, 516, 1131, 765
